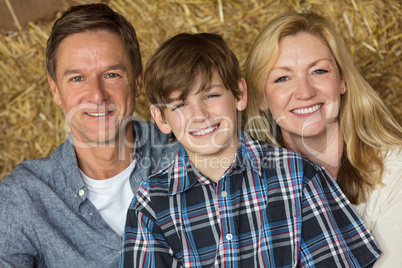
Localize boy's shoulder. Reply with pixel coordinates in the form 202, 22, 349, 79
141, 145, 185, 194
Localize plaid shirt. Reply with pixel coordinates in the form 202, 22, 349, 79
121, 131, 380, 267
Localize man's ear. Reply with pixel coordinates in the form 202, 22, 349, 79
47, 72, 61, 106
150, 105, 171, 134
134, 71, 142, 98
236, 78, 247, 111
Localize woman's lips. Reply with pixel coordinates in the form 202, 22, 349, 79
291, 104, 323, 115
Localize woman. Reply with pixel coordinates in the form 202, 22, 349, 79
244, 11, 402, 267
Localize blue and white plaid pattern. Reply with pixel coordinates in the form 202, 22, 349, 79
121, 131, 380, 267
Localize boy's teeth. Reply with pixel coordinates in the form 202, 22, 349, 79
192, 126, 218, 136
292, 104, 322, 115
86, 112, 109, 117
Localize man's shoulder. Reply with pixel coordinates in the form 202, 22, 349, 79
133, 120, 177, 147
0, 140, 76, 195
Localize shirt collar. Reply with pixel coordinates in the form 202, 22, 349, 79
167, 131, 264, 195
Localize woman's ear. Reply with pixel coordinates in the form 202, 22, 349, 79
340, 79, 347, 95
236, 78, 248, 111
150, 105, 172, 134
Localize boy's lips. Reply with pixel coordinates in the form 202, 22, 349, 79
291, 104, 323, 115
190, 123, 219, 136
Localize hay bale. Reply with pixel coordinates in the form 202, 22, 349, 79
0, 0, 400, 180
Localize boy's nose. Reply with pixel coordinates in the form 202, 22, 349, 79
191, 103, 209, 119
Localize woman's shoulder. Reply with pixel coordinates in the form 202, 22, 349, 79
381, 148, 402, 184
354, 148, 402, 229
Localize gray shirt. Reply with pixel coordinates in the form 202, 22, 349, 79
0, 121, 179, 267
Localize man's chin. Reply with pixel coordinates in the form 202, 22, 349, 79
69, 134, 120, 149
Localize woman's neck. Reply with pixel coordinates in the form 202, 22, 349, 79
282, 125, 343, 178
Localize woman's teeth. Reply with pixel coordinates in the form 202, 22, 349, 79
192, 125, 218, 136
292, 104, 322, 115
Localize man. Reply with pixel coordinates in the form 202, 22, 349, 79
0, 4, 178, 267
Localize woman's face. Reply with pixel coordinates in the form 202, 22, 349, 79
264, 32, 346, 143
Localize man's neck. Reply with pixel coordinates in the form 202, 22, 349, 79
282, 125, 343, 178
74, 127, 135, 180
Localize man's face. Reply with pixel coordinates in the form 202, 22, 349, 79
48, 30, 141, 147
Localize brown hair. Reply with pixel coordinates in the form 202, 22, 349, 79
46, 3, 142, 82
244, 11, 402, 204
144, 33, 243, 113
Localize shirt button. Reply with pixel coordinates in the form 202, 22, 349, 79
118, 250, 121, 254
78, 189, 85, 197
221, 191, 228, 198
226, 234, 233, 240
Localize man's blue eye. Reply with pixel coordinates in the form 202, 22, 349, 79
72, 77, 83, 82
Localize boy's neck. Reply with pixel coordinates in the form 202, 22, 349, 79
187, 139, 239, 183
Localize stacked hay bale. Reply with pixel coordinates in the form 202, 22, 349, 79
0, 0, 400, 180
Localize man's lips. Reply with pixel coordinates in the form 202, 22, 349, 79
85, 110, 114, 117
190, 124, 219, 136
291, 104, 323, 115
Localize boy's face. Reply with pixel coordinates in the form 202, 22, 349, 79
151, 71, 247, 162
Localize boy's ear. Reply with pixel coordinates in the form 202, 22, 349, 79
236, 78, 247, 111
150, 105, 172, 135
47, 72, 61, 106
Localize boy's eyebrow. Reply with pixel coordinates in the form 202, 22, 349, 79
165, 82, 225, 103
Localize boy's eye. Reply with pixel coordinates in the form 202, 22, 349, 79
205, 94, 220, 99
171, 103, 185, 111
274, 76, 288, 83
313, 69, 328, 75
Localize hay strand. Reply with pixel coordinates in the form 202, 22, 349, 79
0, 0, 400, 180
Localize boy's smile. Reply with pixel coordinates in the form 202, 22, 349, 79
189, 124, 219, 136
151, 71, 247, 166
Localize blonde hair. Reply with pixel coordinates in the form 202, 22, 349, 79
244, 11, 402, 204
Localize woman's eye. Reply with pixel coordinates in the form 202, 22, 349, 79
274, 76, 288, 83
314, 69, 328, 75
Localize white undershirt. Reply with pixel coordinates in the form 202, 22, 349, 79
80, 163, 135, 237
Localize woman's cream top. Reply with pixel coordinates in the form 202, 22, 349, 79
354, 149, 402, 268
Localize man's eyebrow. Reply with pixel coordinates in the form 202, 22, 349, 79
107, 64, 127, 71
62, 69, 81, 77
62, 64, 127, 77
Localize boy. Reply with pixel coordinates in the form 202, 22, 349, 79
120, 33, 381, 267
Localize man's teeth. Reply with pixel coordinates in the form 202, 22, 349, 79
86, 111, 110, 117
292, 104, 322, 115
192, 126, 218, 136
